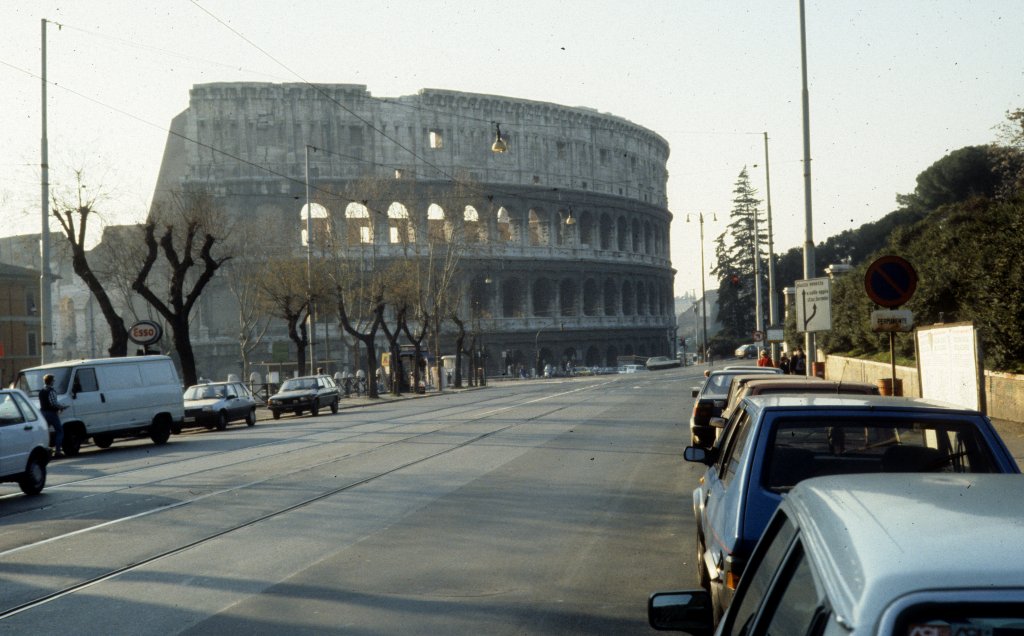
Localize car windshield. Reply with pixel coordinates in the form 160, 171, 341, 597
765, 416, 999, 492
281, 379, 316, 391
184, 384, 228, 400
16, 367, 72, 397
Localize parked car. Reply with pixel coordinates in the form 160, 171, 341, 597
688, 368, 782, 447
267, 375, 341, 419
16, 356, 185, 456
733, 344, 757, 359
718, 376, 878, 422
650, 473, 1024, 634
646, 356, 682, 370
0, 389, 51, 496
684, 395, 1020, 621
182, 381, 259, 431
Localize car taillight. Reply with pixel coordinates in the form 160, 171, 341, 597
693, 402, 712, 421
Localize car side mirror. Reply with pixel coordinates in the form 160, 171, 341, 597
226, 394, 236, 400
709, 417, 726, 429
648, 590, 714, 634
691, 388, 700, 398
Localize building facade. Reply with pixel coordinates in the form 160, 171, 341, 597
0, 263, 42, 386
152, 83, 677, 378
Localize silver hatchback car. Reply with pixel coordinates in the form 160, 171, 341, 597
650, 473, 1024, 634
0, 389, 51, 496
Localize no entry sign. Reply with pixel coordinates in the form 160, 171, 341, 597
864, 255, 918, 308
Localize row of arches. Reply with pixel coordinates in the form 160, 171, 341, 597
469, 274, 674, 319
495, 339, 669, 371
298, 199, 670, 258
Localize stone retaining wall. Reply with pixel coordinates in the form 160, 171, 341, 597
824, 355, 1024, 423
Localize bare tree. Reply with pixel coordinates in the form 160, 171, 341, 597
223, 258, 272, 381
132, 191, 231, 387
51, 170, 130, 357
258, 257, 332, 377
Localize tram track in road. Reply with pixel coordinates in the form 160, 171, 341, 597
0, 384, 551, 514
0, 380, 612, 621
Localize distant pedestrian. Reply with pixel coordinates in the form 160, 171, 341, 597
757, 350, 774, 368
39, 374, 65, 458
778, 354, 791, 374
791, 349, 807, 375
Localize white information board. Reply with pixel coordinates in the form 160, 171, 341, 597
794, 277, 832, 333
915, 322, 984, 412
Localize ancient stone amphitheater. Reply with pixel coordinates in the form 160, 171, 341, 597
152, 83, 676, 377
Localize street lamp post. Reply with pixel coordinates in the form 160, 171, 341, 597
687, 213, 715, 365
304, 144, 316, 375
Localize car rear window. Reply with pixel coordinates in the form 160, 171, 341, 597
763, 416, 999, 491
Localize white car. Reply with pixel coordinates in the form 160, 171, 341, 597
0, 389, 51, 496
650, 473, 1024, 634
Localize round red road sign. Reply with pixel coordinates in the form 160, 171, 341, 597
864, 255, 918, 308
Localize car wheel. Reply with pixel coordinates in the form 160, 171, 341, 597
311, 403, 320, 416
271, 409, 281, 420
150, 420, 171, 445
330, 398, 339, 414
18, 454, 47, 496
246, 408, 256, 426
296, 408, 303, 417
216, 411, 228, 431
93, 433, 114, 449
63, 429, 83, 457
171, 423, 182, 435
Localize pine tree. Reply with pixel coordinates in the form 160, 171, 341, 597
710, 168, 767, 339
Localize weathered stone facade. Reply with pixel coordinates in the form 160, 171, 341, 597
152, 83, 677, 378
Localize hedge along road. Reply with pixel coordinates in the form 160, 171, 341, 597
0, 369, 700, 635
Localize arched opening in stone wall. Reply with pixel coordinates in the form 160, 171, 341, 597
585, 345, 601, 366
621, 280, 635, 315
559, 279, 578, 316
528, 209, 547, 246
470, 275, 493, 318
345, 202, 373, 245
501, 277, 525, 318
616, 216, 627, 251
578, 210, 594, 247
644, 220, 654, 254
605, 345, 619, 367
624, 343, 635, 356
532, 278, 555, 317
599, 213, 613, 250
638, 343, 648, 356
463, 206, 481, 243
561, 347, 577, 367
582, 278, 600, 316
603, 278, 618, 316
427, 203, 448, 243
537, 347, 554, 374
300, 201, 331, 248
387, 202, 414, 245
632, 218, 642, 253
637, 282, 648, 316
496, 207, 513, 243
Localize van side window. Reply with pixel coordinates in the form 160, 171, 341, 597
74, 368, 99, 393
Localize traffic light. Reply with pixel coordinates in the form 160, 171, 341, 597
729, 274, 741, 287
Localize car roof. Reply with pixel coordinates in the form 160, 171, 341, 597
785, 474, 1024, 630
20, 355, 173, 371
742, 393, 983, 414
742, 378, 876, 391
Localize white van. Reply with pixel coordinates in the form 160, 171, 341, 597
17, 356, 185, 456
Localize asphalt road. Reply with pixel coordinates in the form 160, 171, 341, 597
0, 368, 709, 635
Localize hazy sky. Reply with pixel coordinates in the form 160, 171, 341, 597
2, 1, 1021, 297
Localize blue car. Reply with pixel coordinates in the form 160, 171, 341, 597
684, 394, 1020, 621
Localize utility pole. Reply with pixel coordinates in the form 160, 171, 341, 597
799, 0, 817, 373
687, 213, 715, 365
763, 132, 779, 361
305, 144, 315, 375
39, 19, 53, 363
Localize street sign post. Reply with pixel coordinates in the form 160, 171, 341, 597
794, 277, 832, 333
864, 255, 919, 393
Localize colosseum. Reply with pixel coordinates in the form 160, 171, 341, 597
152, 83, 677, 379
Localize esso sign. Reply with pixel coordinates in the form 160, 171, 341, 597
128, 320, 163, 346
